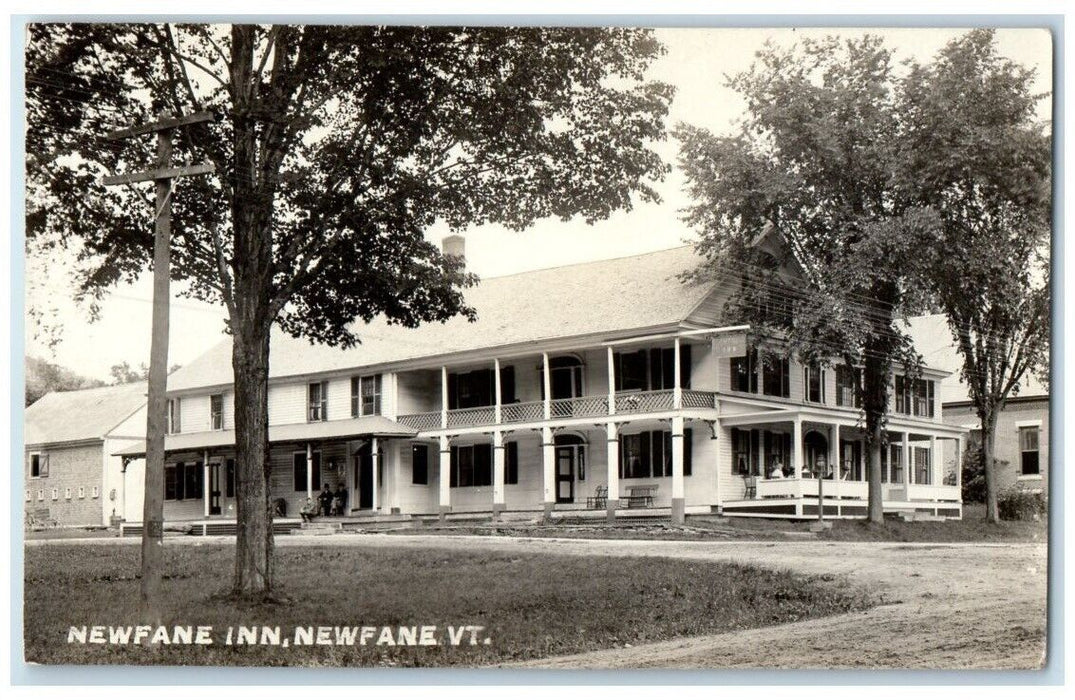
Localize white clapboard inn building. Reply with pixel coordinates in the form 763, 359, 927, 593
113, 236, 967, 528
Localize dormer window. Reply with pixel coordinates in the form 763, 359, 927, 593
308, 381, 328, 422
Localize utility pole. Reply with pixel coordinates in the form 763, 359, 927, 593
103, 110, 216, 618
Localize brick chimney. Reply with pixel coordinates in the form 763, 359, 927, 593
442, 234, 465, 268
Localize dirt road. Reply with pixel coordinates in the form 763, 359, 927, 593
27, 534, 1048, 669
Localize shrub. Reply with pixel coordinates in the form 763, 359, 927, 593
998, 487, 1047, 521
961, 446, 1010, 504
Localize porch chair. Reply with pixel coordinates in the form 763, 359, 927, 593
586, 485, 608, 509
743, 475, 757, 499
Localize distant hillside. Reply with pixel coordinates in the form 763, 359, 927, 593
25, 356, 106, 406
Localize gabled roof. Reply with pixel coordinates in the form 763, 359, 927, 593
902, 314, 1049, 404
25, 382, 147, 447
168, 246, 717, 392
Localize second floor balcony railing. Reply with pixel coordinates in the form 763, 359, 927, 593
395, 388, 718, 432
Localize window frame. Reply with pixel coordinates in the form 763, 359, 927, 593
1019, 426, 1041, 477
803, 363, 825, 404
210, 393, 224, 431
29, 452, 48, 479
293, 451, 323, 492
166, 398, 181, 434
351, 374, 383, 417
307, 381, 328, 422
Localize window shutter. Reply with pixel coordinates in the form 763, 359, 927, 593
175, 462, 186, 500
618, 437, 625, 479
312, 452, 322, 491
680, 344, 692, 389
506, 442, 518, 484
293, 453, 305, 492
640, 431, 652, 478
476, 444, 493, 487
226, 459, 236, 498
450, 446, 459, 487
684, 428, 693, 476
500, 366, 516, 403
40, 454, 50, 477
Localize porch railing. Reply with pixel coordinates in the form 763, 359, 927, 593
502, 400, 544, 423
397, 412, 441, 431
396, 389, 719, 432
550, 395, 609, 418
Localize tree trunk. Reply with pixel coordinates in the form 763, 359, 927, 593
862, 350, 889, 524
982, 411, 1000, 523
231, 319, 275, 596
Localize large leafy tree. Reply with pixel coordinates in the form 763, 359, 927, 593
26, 24, 672, 595
678, 36, 934, 523
897, 30, 1051, 522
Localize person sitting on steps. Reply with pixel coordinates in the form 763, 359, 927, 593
300, 497, 318, 523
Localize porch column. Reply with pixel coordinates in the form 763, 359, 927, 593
440, 366, 449, 429
793, 416, 804, 478
902, 432, 911, 485
494, 358, 502, 424
203, 450, 210, 518
371, 437, 380, 512
607, 346, 616, 416
929, 435, 938, 486
492, 430, 505, 519
673, 337, 683, 409
957, 436, 965, 490
542, 426, 555, 519
542, 352, 552, 420
438, 435, 451, 520
606, 422, 620, 522
830, 425, 839, 479
671, 416, 685, 524
306, 443, 314, 499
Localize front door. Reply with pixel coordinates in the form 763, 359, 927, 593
355, 449, 373, 510
208, 463, 222, 515
556, 447, 575, 503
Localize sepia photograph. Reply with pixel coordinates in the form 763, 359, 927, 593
13, 10, 1056, 680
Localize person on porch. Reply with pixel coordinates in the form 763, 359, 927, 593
768, 459, 785, 479
300, 498, 318, 523
318, 484, 334, 517
333, 483, 348, 515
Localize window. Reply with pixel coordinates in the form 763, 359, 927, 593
730, 351, 757, 393
92, 485, 99, 498
29, 452, 48, 478
615, 347, 692, 392
412, 444, 429, 485
51, 488, 58, 501
37, 490, 44, 501
913, 447, 932, 485
835, 365, 860, 408
619, 430, 692, 479
1020, 427, 1040, 476
25, 490, 30, 502
729, 350, 788, 397
895, 376, 934, 417
448, 368, 516, 408
293, 452, 322, 492
881, 444, 904, 484
732, 428, 755, 475
210, 394, 224, 430
64, 488, 71, 500
761, 354, 790, 398
167, 398, 181, 434
351, 375, 383, 417
165, 462, 204, 501
308, 381, 328, 422
78, 486, 85, 499
803, 363, 825, 403
763, 431, 792, 474
449, 444, 493, 488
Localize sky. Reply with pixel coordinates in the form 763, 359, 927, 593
22, 26, 1054, 382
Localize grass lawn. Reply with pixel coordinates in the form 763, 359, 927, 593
24, 544, 872, 667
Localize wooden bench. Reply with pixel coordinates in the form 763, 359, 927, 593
624, 484, 658, 508
586, 485, 608, 509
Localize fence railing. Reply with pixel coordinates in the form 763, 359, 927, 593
550, 395, 609, 418
397, 412, 442, 431
615, 390, 675, 414
502, 400, 544, 423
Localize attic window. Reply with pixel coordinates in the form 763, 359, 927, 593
29, 452, 48, 478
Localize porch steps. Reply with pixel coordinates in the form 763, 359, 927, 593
299, 521, 342, 535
